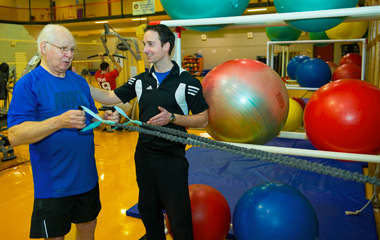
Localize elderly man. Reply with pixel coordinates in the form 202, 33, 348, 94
7, 24, 119, 240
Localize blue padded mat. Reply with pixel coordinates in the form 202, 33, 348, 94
127, 138, 377, 239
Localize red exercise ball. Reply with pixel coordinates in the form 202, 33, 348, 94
339, 53, 362, 68
291, 97, 306, 110
326, 61, 338, 75
304, 79, 380, 154
332, 63, 362, 81
166, 184, 231, 240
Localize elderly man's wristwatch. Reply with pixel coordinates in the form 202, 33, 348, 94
169, 112, 176, 123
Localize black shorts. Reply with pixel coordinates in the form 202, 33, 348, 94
30, 183, 101, 239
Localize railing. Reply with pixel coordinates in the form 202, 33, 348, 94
0, 0, 136, 23
0, 5, 30, 22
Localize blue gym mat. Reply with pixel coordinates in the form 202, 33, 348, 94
127, 138, 377, 239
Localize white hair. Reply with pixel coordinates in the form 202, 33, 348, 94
36, 24, 74, 54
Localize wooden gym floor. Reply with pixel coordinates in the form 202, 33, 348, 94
0, 128, 379, 239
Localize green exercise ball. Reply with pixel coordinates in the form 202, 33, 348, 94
309, 31, 330, 47
266, 26, 302, 42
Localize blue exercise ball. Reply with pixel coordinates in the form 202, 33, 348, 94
287, 55, 310, 80
296, 58, 331, 88
266, 26, 302, 42
159, 0, 250, 32
232, 182, 319, 240
273, 0, 359, 32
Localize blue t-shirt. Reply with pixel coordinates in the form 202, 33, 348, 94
154, 70, 170, 84
7, 66, 99, 198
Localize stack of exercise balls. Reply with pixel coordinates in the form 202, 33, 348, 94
159, 0, 250, 31
202, 58, 289, 145
233, 182, 319, 240
287, 55, 331, 88
304, 79, 380, 154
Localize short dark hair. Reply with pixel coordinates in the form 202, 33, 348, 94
100, 62, 109, 71
144, 24, 175, 55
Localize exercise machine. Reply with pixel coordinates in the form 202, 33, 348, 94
89, 24, 144, 123
100, 23, 145, 76
0, 63, 17, 161
22, 52, 41, 77
0, 132, 16, 161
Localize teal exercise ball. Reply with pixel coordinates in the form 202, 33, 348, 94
159, 0, 250, 32
266, 26, 302, 42
273, 0, 359, 32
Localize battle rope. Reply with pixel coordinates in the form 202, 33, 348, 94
80, 105, 380, 186
114, 122, 380, 186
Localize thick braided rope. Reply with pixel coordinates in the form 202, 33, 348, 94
114, 122, 380, 186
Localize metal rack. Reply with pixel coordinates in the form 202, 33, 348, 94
152, 6, 380, 162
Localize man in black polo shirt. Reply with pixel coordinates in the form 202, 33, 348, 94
89, 24, 209, 240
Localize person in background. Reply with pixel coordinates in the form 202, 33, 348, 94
7, 24, 119, 240
94, 54, 121, 91
88, 24, 209, 240
94, 54, 132, 122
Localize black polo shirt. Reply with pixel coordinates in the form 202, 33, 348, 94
114, 61, 209, 157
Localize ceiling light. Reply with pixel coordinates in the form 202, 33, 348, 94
95, 21, 108, 24
247, 8, 268, 12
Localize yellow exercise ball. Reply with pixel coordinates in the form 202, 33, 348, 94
282, 98, 304, 131
326, 21, 368, 39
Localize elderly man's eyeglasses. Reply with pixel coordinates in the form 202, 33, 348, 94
45, 42, 78, 54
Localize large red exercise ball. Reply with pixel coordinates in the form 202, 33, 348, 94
309, 31, 330, 47
202, 58, 289, 144
287, 55, 310, 80
295, 58, 331, 88
232, 182, 319, 240
304, 79, 380, 154
273, 0, 358, 32
332, 63, 362, 81
282, 98, 304, 131
266, 26, 302, 42
166, 184, 231, 240
326, 21, 369, 39
159, 0, 250, 32
339, 53, 362, 68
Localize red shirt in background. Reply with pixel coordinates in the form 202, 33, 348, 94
95, 69, 119, 90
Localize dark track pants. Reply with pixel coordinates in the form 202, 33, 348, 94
135, 149, 193, 240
